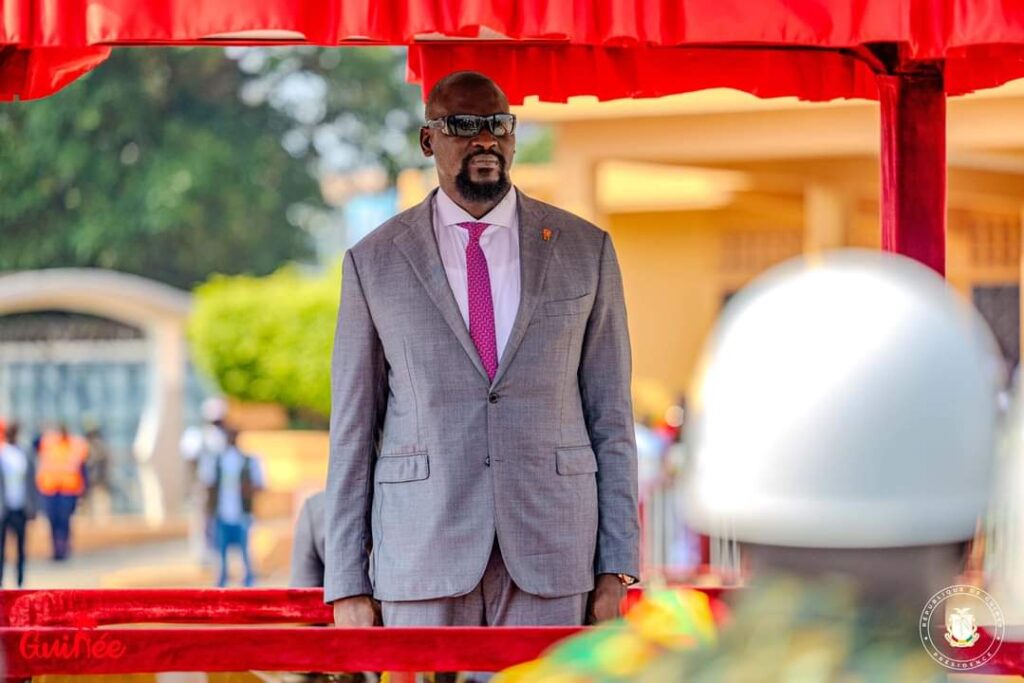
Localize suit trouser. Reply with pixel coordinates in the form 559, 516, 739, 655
381, 538, 587, 626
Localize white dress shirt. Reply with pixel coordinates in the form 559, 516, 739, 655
433, 187, 521, 359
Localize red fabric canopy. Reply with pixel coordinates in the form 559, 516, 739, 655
4, 0, 1024, 101
0, 46, 109, 100
409, 44, 884, 104
409, 42, 1024, 104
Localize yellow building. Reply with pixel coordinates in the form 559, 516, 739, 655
400, 83, 1024, 415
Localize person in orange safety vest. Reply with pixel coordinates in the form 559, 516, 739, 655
36, 425, 88, 560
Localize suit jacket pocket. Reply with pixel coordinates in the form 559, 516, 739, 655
542, 294, 590, 317
375, 453, 429, 483
556, 446, 598, 475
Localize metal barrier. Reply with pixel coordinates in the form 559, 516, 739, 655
1, 589, 1022, 678
0, 589, 578, 678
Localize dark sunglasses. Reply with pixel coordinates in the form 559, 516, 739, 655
424, 113, 517, 138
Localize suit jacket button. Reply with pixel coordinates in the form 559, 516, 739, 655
488, 393, 499, 404
484, 456, 491, 466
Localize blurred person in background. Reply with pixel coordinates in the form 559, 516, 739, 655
290, 490, 326, 588
499, 250, 1000, 682
656, 396, 686, 445
0, 423, 37, 587
985, 369, 1024, 627
634, 416, 672, 580
36, 424, 88, 561
634, 417, 667, 500
657, 397, 703, 577
180, 396, 230, 562
82, 420, 114, 516
288, 490, 379, 683
200, 426, 265, 587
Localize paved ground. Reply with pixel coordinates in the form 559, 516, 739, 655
11, 536, 290, 589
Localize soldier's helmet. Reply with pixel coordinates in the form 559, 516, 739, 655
684, 249, 1000, 549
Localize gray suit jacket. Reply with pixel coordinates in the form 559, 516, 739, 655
290, 491, 326, 588
325, 189, 639, 603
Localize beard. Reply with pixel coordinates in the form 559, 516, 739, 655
455, 150, 511, 202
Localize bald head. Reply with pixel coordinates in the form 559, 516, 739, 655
419, 70, 516, 218
425, 71, 510, 119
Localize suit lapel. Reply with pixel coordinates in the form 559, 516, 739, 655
492, 190, 557, 387
392, 191, 490, 383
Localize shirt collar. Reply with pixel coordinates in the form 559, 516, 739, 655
436, 186, 517, 230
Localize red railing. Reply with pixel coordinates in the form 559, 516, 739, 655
1, 589, 1022, 678
0, 589, 579, 677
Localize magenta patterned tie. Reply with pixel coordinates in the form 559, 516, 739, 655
458, 221, 499, 381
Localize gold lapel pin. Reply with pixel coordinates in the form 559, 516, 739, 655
542, 228, 553, 242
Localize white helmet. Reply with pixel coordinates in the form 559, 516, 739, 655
200, 397, 229, 423
684, 249, 1000, 548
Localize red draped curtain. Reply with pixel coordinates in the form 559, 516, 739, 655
5, 0, 1024, 101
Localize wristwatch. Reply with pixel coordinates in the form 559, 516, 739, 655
616, 573, 638, 587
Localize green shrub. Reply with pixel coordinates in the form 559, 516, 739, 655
188, 263, 341, 418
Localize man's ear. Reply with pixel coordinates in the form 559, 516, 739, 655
419, 128, 433, 157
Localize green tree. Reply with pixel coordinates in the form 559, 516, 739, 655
0, 48, 323, 290
188, 264, 340, 419
231, 47, 555, 177
228, 46, 426, 182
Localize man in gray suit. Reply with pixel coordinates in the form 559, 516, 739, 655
327, 71, 639, 628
